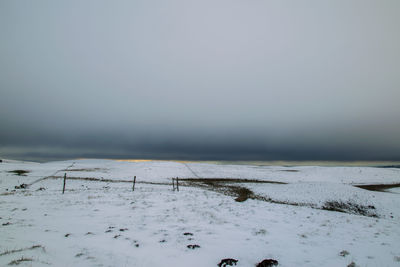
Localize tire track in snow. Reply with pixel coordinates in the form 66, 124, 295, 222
181, 162, 200, 178
28, 162, 75, 186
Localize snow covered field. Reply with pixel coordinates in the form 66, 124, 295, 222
1, 159, 399, 266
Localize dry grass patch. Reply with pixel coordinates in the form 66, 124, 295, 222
8, 257, 33, 265
0, 245, 45, 256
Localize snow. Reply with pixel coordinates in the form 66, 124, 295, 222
1, 159, 400, 266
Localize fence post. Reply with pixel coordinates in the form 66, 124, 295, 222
172, 178, 175, 191
176, 177, 179, 192
132, 176, 136, 191
62, 173, 67, 194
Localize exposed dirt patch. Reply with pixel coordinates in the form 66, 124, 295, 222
231, 187, 253, 202
354, 183, 400, 192
183, 178, 379, 217
8, 170, 30, 176
322, 201, 377, 217
180, 178, 286, 184
181, 179, 257, 202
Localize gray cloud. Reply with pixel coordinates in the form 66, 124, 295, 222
1, 0, 400, 162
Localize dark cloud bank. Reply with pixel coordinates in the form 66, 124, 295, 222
1, 0, 400, 162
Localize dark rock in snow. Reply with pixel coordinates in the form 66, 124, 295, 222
15, 184, 28, 189
256, 259, 279, 267
339, 250, 350, 257
218, 258, 238, 267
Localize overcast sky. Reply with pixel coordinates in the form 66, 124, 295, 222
1, 0, 399, 162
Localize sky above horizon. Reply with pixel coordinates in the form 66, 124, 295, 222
1, 0, 400, 162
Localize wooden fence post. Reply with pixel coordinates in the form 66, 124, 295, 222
172, 178, 175, 191
132, 176, 136, 191
176, 177, 179, 192
62, 173, 67, 194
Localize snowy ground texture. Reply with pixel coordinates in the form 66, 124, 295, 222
1, 159, 400, 267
